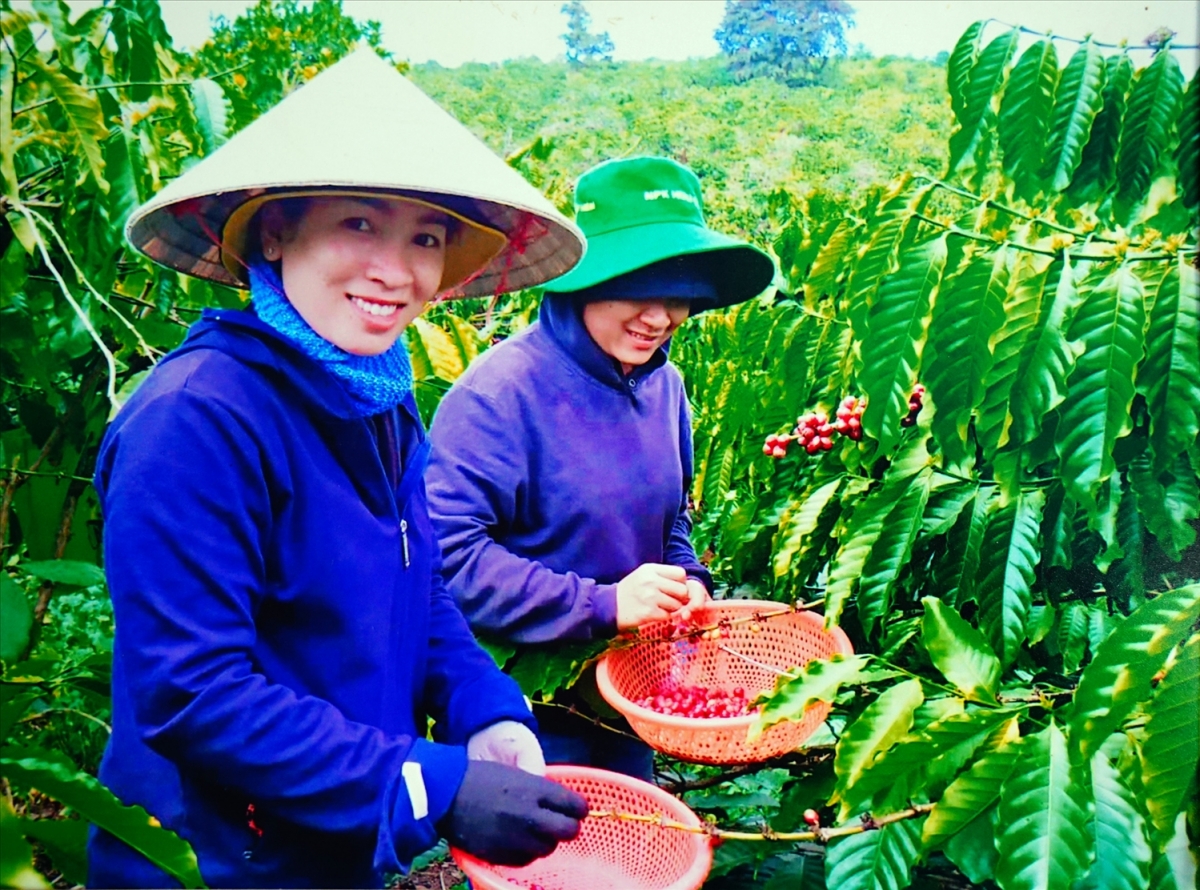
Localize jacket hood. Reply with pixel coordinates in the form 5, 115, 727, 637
537, 292, 669, 393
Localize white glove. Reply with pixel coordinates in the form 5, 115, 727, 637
466, 720, 546, 776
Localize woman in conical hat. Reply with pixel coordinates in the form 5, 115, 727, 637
89, 49, 587, 888
425, 156, 775, 778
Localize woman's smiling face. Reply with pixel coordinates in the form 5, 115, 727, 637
260, 196, 448, 356
581, 298, 691, 374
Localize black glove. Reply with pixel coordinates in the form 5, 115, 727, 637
438, 760, 589, 866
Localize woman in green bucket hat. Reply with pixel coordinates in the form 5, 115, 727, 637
426, 156, 775, 778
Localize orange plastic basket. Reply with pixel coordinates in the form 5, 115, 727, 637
451, 764, 712, 890
595, 600, 853, 764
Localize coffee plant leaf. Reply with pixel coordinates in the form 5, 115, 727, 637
750, 653, 869, 742
843, 706, 1018, 813
0, 797, 50, 890
824, 817, 923, 890
1070, 54, 1134, 203
1115, 47, 1184, 223
934, 486, 995, 607
1141, 255, 1200, 475
947, 20, 985, 122
1128, 452, 1199, 560
922, 721, 1021, 850
943, 803, 999, 881
1006, 255, 1085, 451
188, 77, 229, 156
1138, 633, 1199, 843
1149, 848, 1180, 890
409, 316, 467, 382
0, 745, 204, 888
976, 487, 1045, 668
1054, 602, 1090, 674
803, 219, 857, 304
859, 234, 947, 455
947, 27, 1019, 185
1073, 751, 1152, 890
924, 246, 1010, 467
995, 722, 1093, 890
18, 816, 88, 887
832, 678, 923, 815
28, 56, 108, 190
998, 39, 1058, 200
920, 596, 1000, 701
976, 247, 1053, 458
1055, 262, 1146, 518
1070, 584, 1200, 762
1176, 67, 1199, 209
506, 639, 608, 702
772, 476, 842, 578
19, 560, 105, 588
1041, 40, 1107, 193
0, 573, 34, 663
918, 478, 975, 540
857, 470, 933, 636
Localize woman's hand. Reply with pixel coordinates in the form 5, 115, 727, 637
678, 578, 711, 621
466, 720, 546, 775
615, 563, 690, 629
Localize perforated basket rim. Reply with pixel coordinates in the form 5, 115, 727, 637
595, 601, 854, 730
450, 764, 713, 890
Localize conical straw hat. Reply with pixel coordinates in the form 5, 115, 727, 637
125, 48, 584, 298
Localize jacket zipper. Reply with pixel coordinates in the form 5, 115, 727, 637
400, 518, 410, 568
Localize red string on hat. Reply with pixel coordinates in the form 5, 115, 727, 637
168, 198, 251, 274
435, 211, 548, 302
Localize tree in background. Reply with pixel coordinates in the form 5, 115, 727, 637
560, 0, 614, 66
715, 0, 854, 86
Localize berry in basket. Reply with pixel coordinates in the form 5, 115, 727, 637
634, 682, 759, 719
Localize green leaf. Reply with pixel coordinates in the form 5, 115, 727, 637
0, 799, 49, 890
859, 234, 947, 454
29, 57, 107, 189
923, 725, 1022, 850
918, 480, 976, 540
751, 653, 870, 742
1040, 40, 1107, 193
773, 477, 842, 578
189, 77, 229, 156
1128, 453, 1199, 561
1115, 48, 1184, 221
845, 707, 1018, 812
19, 560, 105, 588
1070, 54, 1134, 203
1055, 263, 1145, 517
1176, 67, 1199, 209
1074, 752, 1152, 890
507, 639, 607, 702
804, 220, 857, 304
857, 471, 933, 636
998, 39, 1058, 199
1148, 849, 1179, 890
832, 678, 923, 816
1055, 602, 1090, 674
921, 596, 1000, 702
824, 818, 923, 890
1139, 634, 1199, 842
948, 20, 985, 123
977, 249, 1053, 459
976, 488, 1045, 668
1006, 255, 1084, 451
995, 722, 1093, 890
944, 804, 999, 882
0, 746, 204, 887
935, 487, 995, 608
947, 27, 1019, 184
20, 817, 88, 887
1141, 256, 1200, 476
473, 636, 515, 670
0, 573, 33, 662
1070, 584, 1200, 761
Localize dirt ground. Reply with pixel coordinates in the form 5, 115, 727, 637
391, 858, 469, 889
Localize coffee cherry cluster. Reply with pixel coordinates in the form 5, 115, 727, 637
901, 384, 925, 427
635, 682, 759, 719
834, 395, 864, 440
762, 411, 839, 458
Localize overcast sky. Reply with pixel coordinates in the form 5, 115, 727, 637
45, 1, 1200, 74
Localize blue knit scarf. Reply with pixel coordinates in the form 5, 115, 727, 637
248, 260, 414, 419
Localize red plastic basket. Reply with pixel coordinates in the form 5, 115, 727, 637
451, 764, 712, 890
595, 600, 853, 764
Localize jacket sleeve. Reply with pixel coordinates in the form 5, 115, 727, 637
426, 383, 618, 644
663, 388, 713, 592
98, 389, 463, 872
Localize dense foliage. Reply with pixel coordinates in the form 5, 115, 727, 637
0, 0, 1196, 887
715, 0, 854, 86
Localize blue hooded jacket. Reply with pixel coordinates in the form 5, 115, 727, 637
87, 308, 534, 888
425, 293, 712, 645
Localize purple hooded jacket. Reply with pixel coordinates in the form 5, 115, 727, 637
425, 293, 712, 644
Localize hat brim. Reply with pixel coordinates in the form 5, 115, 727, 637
221, 189, 508, 294
542, 221, 776, 310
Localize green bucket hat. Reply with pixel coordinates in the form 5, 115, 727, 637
543, 156, 775, 310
